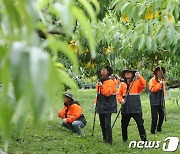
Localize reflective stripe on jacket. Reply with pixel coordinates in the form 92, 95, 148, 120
149, 77, 166, 106
116, 76, 146, 113
58, 104, 85, 123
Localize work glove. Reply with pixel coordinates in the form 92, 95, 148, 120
118, 77, 121, 80
160, 80, 165, 85
62, 118, 67, 123
135, 72, 140, 77
121, 99, 126, 105
97, 82, 103, 87
110, 74, 116, 80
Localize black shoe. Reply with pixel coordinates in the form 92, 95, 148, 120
103, 140, 112, 145
157, 129, 162, 132
142, 138, 148, 141
107, 141, 112, 145
150, 130, 155, 134
140, 135, 147, 141
123, 139, 127, 142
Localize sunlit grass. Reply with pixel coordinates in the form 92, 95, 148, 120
0, 89, 179, 153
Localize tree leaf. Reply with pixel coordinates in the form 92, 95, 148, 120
38, 0, 53, 10
121, 2, 130, 13
71, 6, 96, 58
156, 26, 165, 41
133, 36, 140, 50
128, 4, 135, 21
78, 0, 96, 21
16, 0, 35, 38
114, 1, 126, 14
0, 101, 12, 151
167, 24, 175, 44
144, 24, 149, 35
48, 37, 78, 71
132, 6, 139, 22
45, 59, 60, 108
54, 1, 73, 35
10, 42, 31, 100
146, 36, 152, 51
29, 47, 50, 122
58, 69, 78, 89
30, 47, 49, 90
12, 96, 27, 136
3, 0, 22, 30
174, 5, 179, 21
1, 58, 10, 95
138, 34, 145, 51
90, 0, 100, 15
139, 3, 146, 16
151, 38, 157, 52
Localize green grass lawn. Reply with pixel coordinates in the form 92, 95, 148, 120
0, 89, 180, 154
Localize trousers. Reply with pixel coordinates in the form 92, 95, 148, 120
121, 113, 147, 141
62, 120, 85, 135
99, 113, 112, 144
150, 105, 164, 133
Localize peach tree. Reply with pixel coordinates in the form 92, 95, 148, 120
0, 0, 99, 151
70, 0, 179, 86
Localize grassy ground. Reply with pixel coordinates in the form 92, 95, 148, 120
0, 89, 180, 154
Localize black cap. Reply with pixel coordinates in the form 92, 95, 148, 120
96, 65, 113, 77
120, 69, 136, 79
153, 66, 166, 75
105, 65, 113, 76
64, 92, 74, 101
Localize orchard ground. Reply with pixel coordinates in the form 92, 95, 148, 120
0, 89, 180, 154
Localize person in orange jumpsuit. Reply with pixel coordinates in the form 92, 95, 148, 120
95, 66, 117, 144
149, 66, 166, 134
117, 69, 147, 142
58, 92, 86, 135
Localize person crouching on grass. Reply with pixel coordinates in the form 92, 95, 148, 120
95, 66, 117, 144
116, 69, 147, 142
149, 66, 166, 134
58, 92, 87, 135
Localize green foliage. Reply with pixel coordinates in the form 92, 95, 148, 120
168, 88, 180, 105
0, 0, 99, 151
0, 0, 179, 151
75, 0, 180, 82
110, 0, 180, 56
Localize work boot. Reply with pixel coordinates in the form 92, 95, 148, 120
141, 135, 147, 141
150, 130, 155, 134
157, 128, 162, 132
107, 140, 112, 145
123, 139, 127, 142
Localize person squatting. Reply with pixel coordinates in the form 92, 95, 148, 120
58, 66, 167, 145
58, 92, 87, 135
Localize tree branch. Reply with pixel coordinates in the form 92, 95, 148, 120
36, 29, 65, 39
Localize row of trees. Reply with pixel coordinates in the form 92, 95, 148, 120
0, 0, 179, 151
68, 0, 180, 86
